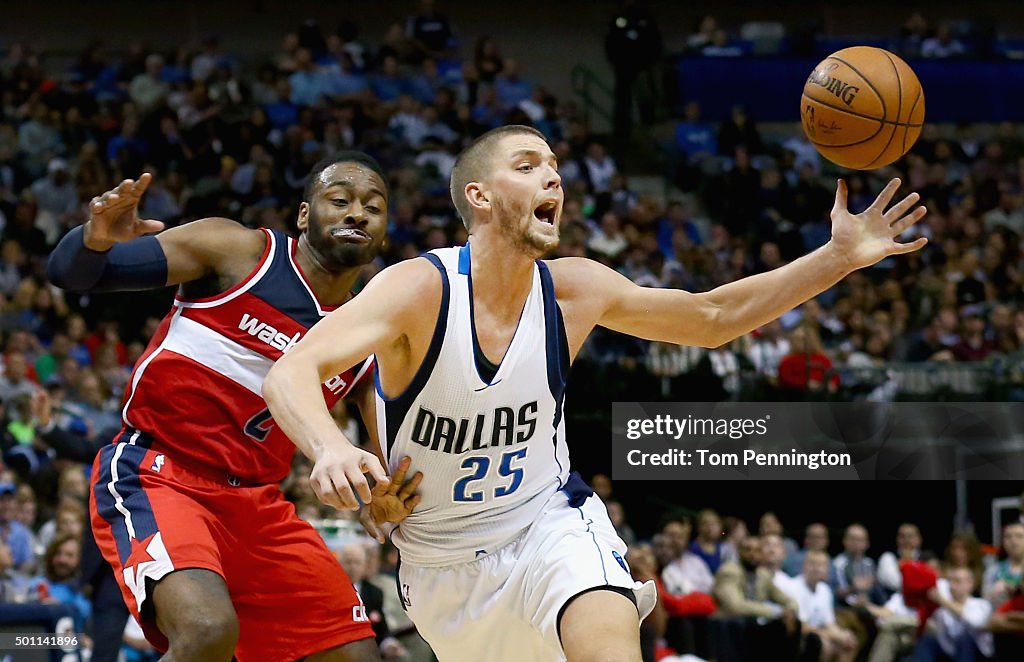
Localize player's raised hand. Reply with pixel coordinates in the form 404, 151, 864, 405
829, 177, 928, 271
360, 456, 423, 542
310, 442, 389, 512
84, 173, 165, 251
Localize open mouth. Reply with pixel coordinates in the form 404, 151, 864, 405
330, 227, 371, 243
533, 201, 557, 225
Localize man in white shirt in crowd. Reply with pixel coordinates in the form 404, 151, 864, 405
912, 567, 993, 661
764, 534, 798, 597
659, 517, 714, 595
782, 550, 859, 662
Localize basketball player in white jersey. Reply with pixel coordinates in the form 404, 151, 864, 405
263, 125, 927, 661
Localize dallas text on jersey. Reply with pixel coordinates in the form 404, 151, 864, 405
410, 401, 539, 454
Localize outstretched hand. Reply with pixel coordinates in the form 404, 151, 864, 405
830, 177, 928, 272
84, 173, 165, 251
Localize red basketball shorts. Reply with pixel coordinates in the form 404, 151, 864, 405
90, 434, 375, 661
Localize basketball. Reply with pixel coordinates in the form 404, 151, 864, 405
801, 46, 925, 170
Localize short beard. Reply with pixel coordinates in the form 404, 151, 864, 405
493, 196, 559, 257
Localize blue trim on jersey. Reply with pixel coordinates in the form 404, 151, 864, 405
458, 242, 471, 276
561, 470, 594, 508
376, 253, 451, 456
537, 261, 569, 416
538, 261, 570, 486
94, 442, 160, 565
247, 230, 327, 328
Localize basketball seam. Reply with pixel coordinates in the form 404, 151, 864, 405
902, 88, 923, 155
863, 52, 904, 169
801, 94, 885, 148
828, 54, 888, 124
801, 93, 923, 128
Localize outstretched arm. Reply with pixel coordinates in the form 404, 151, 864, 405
46, 173, 262, 292
263, 258, 438, 510
556, 178, 926, 349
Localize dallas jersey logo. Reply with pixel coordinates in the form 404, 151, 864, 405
238, 313, 302, 352
411, 401, 539, 455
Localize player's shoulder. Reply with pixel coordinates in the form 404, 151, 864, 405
367, 254, 448, 306
160, 216, 267, 254
542, 256, 619, 296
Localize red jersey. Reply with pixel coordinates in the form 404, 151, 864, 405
120, 228, 372, 484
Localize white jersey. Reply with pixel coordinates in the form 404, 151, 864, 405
376, 244, 573, 566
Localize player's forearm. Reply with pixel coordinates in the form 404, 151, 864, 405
263, 359, 354, 461
46, 225, 168, 293
700, 241, 850, 346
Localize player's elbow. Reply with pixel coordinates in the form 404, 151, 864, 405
686, 294, 728, 348
261, 360, 291, 408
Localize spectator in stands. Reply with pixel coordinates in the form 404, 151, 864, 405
32, 532, 90, 631
0, 481, 33, 574
747, 320, 791, 385
606, 499, 636, 546
898, 12, 931, 58
783, 550, 860, 662
922, 23, 967, 59
878, 523, 925, 594
36, 497, 85, 553
494, 59, 532, 108
128, 54, 170, 116
713, 535, 801, 657
721, 515, 749, 565
984, 523, 1024, 607
0, 351, 38, 402
62, 369, 120, 434
988, 596, 1024, 660
687, 15, 719, 52
691, 508, 726, 574
719, 105, 764, 157
0, 536, 34, 601
674, 101, 717, 163
30, 158, 79, 245
588, 212, 629, 259
338, 542, 406, 659
953, 313, 996, 362
943, 531, 985, 594
700, 30, 743, 57
833, 524, 884, 607
760, 512, 799, 561
660, 516, 714, 595
912, 567, 993, 660
762, 534, 797, 595
865, 582, 923, 662
778, 324, 839, 394
405, 0, 454, 61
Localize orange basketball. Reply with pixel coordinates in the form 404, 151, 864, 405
801, 46, 925, 170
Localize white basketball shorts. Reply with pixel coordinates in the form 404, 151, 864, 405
397, 488, 657, 661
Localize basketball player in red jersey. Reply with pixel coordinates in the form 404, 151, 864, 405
46, 152, 416, 662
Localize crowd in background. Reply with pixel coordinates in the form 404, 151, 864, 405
607, 479, 1024, 661
0, 1, 1021, 659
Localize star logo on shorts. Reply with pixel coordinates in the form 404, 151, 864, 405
125, 533, 157, 573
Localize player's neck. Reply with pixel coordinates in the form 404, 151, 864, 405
293, 237, 361, 306
469, 233, 536, 316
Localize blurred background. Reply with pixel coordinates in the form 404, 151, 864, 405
0, 1, 1023, 660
